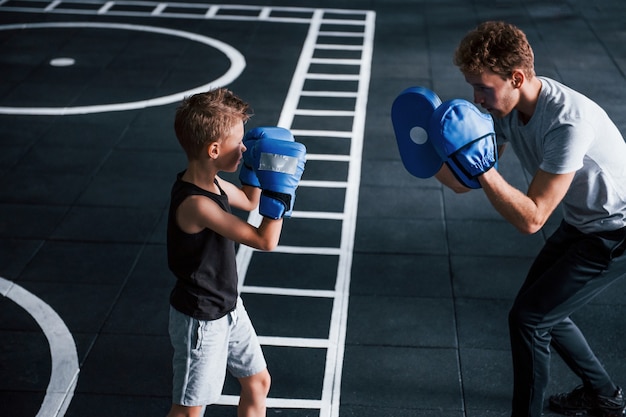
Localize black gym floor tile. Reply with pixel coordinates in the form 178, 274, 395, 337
0, 203, 68, 239
446, 219, 545, 257
279, 217, 343, 248
347, 295, 457, 348
354, 217, 447, 255
358, 185, 443, 219
241, 293, 333, 340
50, 206, 162, 243
350, 253, 452, 298
341, 344, 462, 410
244, 252, 339, 291
293, 186, 345, 214
450, 255, 531, 300
19, 240, 142, 284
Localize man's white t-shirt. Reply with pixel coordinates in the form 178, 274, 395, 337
494, 76, 626, 233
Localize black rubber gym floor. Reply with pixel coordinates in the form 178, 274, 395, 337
1, 1, 625, 416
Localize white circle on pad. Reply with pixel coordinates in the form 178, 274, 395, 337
410, 126, 428, 145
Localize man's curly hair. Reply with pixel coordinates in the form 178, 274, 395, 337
454, 21, 535, 79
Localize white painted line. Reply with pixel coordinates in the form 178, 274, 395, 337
258, 6, 271, 19
243, 286, 336, 298
276, 9, 324, 129
273, 246, 342, 256
0, 277, 79, 417
315, 44, 363, 51
259, 336, 329, 349
291, 130, 353, 138
219, 394, 323, 409
300, 91, 358, 97
306, 73, 360, 81
44, 0, 59, 11
298, 180, 348, 188
294, 109, 355, 117
98, 1, 114, 14
310, 58, 362, 65
0, 5, 376, 417
306, 154, 351, 161
327, 11, 374, 417
0, 22, 245, 115
0, 0, 371, 26
204, 5, 217, 18
290, 211, 345, 220
319, 19, 366, 26
318, 31, 364, 38
151, 2, 166, 15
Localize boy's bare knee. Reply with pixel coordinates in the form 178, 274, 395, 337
240, 368, 271, 397
166, 404, 204, 417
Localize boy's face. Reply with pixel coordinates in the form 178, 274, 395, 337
463, 69, 518, 119
214, 121, 245, 173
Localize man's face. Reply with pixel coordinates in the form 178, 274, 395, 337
464, 70, 518, 119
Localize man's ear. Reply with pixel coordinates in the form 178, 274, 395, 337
512, 70, 525, 88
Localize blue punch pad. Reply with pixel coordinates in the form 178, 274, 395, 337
391, 86, 443, 178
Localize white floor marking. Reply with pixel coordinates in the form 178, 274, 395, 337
235, 6, 375, 417
0, 22, 245, 115
291, 129, 354, 138
0, 277, 79, 417
49, 57, 75, 67
242, 286, 336, 298
306, 154, 352, 162
0, 3, 376, 416
259, 336, 330, 348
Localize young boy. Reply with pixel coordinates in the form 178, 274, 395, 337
166, 88, 305, 417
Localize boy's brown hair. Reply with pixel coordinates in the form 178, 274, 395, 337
454, 21, 535, 80
174, 88, 252, 160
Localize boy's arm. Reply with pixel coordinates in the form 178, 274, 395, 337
216, 176, 261, 211
177, 194, 282, 251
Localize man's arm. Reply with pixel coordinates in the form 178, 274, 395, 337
478, 168, 574, 234
434, 163, 472, 194
434, 144, 507, 194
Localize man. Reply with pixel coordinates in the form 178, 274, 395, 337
438, 21, 626, 417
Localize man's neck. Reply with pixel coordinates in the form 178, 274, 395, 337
517, 76, 542, 125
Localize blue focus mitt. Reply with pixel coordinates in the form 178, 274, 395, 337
391, 86, 443, 179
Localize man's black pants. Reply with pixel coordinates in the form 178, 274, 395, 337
508, 221, 626, 417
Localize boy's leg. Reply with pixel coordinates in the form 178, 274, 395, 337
166, 404, 204, 417
168, 307, 230, 413
237, 368, 271, 417
227, 298, 270, 417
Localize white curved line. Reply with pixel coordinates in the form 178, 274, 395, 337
0, 22, 246, 115
0, 277, 79, 417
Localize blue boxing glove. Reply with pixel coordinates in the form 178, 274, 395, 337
252, 138, 306, 219
429, 99, 497, 189
239, 127, 295, 187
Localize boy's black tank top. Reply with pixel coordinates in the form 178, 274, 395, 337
167, 172, 238, 320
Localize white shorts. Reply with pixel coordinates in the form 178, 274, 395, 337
168, 298, 267, 406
